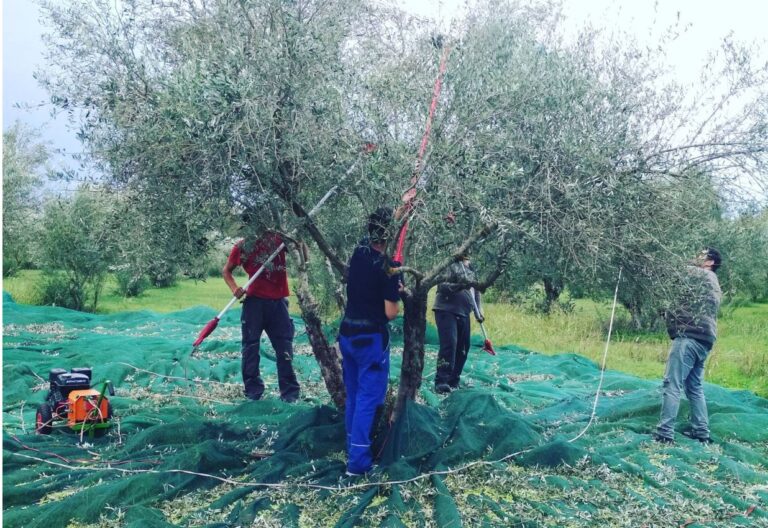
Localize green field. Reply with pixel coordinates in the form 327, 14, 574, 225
4, 270, 766, 397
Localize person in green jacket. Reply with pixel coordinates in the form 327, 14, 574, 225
654, 247, 722, 444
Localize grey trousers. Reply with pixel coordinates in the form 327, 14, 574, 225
434, 310, 471, 389
656, 337, 712, 439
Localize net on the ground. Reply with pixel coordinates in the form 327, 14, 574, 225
3, 291, 767, 527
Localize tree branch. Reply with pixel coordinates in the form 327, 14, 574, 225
476, 241, 513, 291
396, 265, 424, 280
422, 222, 498, 289
289, 198, 348, 279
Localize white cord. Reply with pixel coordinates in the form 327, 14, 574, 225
568, 267, 622, 443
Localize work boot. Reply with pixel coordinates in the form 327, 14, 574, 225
435, 383, 452, 394
652, 433, 674, 445
681, 430, 714, 444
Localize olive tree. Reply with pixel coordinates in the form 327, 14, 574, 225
39, 188, 115, 311
704, 207, 768, 302
38, 0, 768, 413
38, 0, 419, 409
2, 123, 48, 276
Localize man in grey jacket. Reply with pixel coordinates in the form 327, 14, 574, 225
654, 247, 722, 444
433, 253, 483, 394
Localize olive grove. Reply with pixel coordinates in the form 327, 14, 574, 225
36, 0, 768, 411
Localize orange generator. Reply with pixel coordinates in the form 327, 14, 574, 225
36, 368, 115, 437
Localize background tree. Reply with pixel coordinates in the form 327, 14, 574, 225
705, 207, 768, 303
2, 123, 49, 276
39, 187, 115, 311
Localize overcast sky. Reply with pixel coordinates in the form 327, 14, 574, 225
3, 0, 767, 174
3, 0, 84, 169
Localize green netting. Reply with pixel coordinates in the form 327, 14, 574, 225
3, 291, 767, 527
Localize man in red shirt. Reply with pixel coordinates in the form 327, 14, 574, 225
222, 215, 300, 402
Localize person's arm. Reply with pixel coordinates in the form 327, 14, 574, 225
384, 269, 403, 320
223, 246, 246, 298
474, 289, 484, 322
385, 299, 399, 320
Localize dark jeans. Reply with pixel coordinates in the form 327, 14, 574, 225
434, 310, 470, 389
240, 297, 300, 401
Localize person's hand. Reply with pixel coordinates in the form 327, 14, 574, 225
401, 187, 417, 205
233, 286, 246, 299
476, 314, 485, 324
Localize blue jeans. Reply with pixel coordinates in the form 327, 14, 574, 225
656, 337, 712, 439
339, 328, 389, 474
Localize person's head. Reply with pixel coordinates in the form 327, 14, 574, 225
368, 207, 393, 245
697, 247, 721, 272
239, 208, 270, 238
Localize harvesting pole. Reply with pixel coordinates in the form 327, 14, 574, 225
192, 147, 376, 349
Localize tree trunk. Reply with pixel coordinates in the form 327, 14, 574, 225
623, 301, 644, 331
326, 257, 346, 313
542, 277, 562, 314
291, 247, 346, 409
393, 284, 429, 419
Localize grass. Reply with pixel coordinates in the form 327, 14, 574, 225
2, 269, 265, 314
476, 299, 768, 398
4, 270, 766, 397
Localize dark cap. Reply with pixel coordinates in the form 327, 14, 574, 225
368, 207, 393, 243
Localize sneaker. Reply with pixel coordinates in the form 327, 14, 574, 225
681, 430, 714, 444
345, 463, 377, 478
652, 433, 674, 444
280, 395, 299, 403
435, 383, 452, 394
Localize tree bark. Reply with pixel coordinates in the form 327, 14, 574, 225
542, 277, 562, 314
291, 246, 346, 409
623, 301, 644, 331
393, 284, 429, 419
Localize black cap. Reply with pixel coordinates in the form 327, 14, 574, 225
368, 207, 393, 243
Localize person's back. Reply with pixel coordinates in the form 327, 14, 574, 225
665, 265, 722, 345
344, 240, 397, 328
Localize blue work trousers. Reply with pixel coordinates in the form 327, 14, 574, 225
339, 328, 390, 474
656, 337, 712, 440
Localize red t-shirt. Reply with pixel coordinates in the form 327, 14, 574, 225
227, 232, 289, 299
